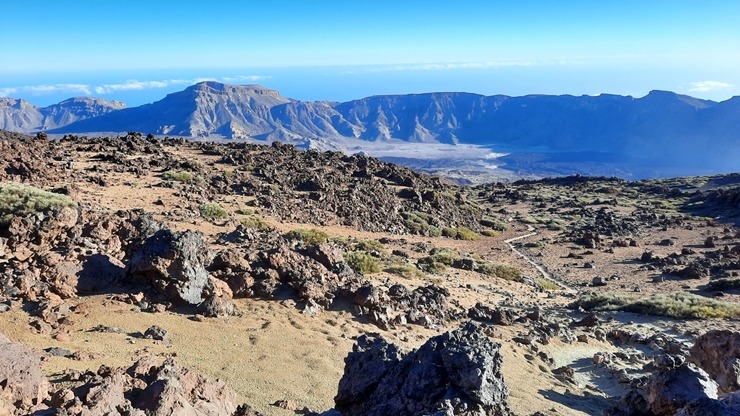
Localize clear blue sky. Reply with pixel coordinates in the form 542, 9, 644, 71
2, 0, 739, 106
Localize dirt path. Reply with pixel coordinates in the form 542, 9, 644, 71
504, 229, 575, 292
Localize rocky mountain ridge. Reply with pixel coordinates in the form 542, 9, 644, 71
0, 96, 125, 132
3, 81, 739, 175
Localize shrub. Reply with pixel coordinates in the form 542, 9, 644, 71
163, 170, 194, 183
235, 207, 254, 215
354, 239, 385, 253
481, 229, 498, 237
574, 292, 740, 319
385, 261, 423, 279
199, 202, 229, 221
441, 226, 480, 240
345, 251, 380, 275
239, 216, 272, 231
417, 248, 460, 273
477, 263, 521, 281
480, 218, 508, 231
403, 212, 441, 236
707, 278, 740, 291
286, 228, 329, 245
0, 183, 77, 224
536, 278, 561, 291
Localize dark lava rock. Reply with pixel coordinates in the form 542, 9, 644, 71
644, 364, 718, 415
689, 330, 740, 394
467, 302, 519, 326
144, 325, 169, 342
335, 322, 512, 416
126, 229, 212, 306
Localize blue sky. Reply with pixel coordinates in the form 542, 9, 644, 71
2, 0, 739, 106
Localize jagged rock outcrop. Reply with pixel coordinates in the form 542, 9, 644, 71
690, 330, 740, 394
644, 363, 719, 415
0, 333, 49, 414
334, 322, 512, 416
126, 229, 212, 306
45, 356, 245, 415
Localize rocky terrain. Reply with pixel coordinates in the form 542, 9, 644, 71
0, 130, 739, 415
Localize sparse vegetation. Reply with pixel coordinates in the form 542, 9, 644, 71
235, 207, 255, 215
199, 202, 229, 221
345, 251, 381, 275
575, 292, 740, 319
536, 278, 561, 291
354, 239, 385, 254
286, 228, 329, 245
0, 183, 77, 224
417, 248, 460, 273
385, 261, 423, 279
162, 170, 194, 183
403, 211, 441, 236
707, 278, 740, 291
477, 263, 521, 281
441, 226, 480, 240
239, 215, 273, 231
481, 229, 498, 237
480, 218, 508, 231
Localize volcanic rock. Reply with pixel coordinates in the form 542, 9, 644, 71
690, 330, 740, 394
335, 322, 512, 416
126, 229, 212, 305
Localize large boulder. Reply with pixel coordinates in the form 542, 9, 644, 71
45, 356, 242, 415
0, 333, 49, 413
690, 330, 740, 394
644, 363, 718, 415
335, 322, 512, 416
126, 229, 212, 305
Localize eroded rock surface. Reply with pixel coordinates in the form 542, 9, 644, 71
335, 322, 512, 416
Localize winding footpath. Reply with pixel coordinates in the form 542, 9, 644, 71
504, 227, 575, 292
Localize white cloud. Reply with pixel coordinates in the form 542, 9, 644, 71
342, 60, 538, 74
688, 80, 734, 93
0, 87, 18, 97
94, 79, 192, 94
93, 75, 272, 94
0, 83, 91, 97
220, 75, 272, 83
1, 75, 274, 100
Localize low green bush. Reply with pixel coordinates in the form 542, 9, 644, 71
354, 239, 385, 253
162, 170, 194, 182
286, 228, 329, 245
0, 183, 77, 224
199, 202, 229, 221
477, 263, 521, 281
345, 251, 381, 275
480, 218, 508, 231
239, 216, 272, 231
385, 261, 423, 279
403, 212, 441, 236
707, 278, 740, 291
575, 292, 740, 319
441, 226, 480, 240
536, 278, 561, 291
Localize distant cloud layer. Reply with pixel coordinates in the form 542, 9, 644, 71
689, 80, 734, 92
0, 83, 92, 98
342, 59, 581, 74
0, 75, 271, 98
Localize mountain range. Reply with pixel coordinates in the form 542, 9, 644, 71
0, 97, 125, 132
2, 81, 739, 177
